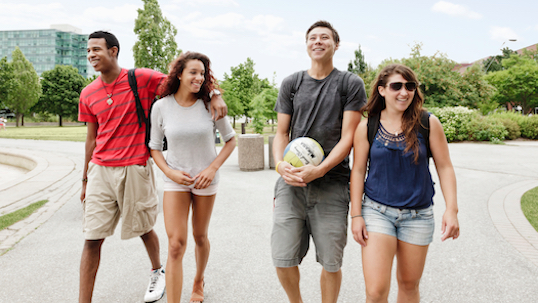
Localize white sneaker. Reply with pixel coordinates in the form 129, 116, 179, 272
144, 266, 166, 302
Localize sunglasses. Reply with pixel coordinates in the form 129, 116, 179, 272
387, 81, 418, 92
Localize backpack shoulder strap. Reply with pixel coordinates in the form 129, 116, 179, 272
419, 110, 431, 158
289, 70, 304, 103
337, 71, 353, 106
128, 68, 146, 128
367, 114, 380, 149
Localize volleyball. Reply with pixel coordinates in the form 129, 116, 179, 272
283, 137, 324, 167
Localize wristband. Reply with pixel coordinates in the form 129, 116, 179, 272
351, 214, 362, 219
209, 89, 221, 99
275, 161, 283, 173
82, 178, 88, 182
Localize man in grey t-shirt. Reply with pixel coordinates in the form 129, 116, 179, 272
272, 20, 366, 302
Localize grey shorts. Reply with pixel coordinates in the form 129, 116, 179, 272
271, 177, 350, 272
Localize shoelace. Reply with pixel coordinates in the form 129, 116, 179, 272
148, 271, 160, 292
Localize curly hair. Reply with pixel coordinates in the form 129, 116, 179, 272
362, 64, 426, 163
160, 52, 217, 107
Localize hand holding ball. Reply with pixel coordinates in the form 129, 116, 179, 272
283, 137, 324, 167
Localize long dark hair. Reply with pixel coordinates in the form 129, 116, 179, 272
363, 64, 426, 162
160, 52, 217, 106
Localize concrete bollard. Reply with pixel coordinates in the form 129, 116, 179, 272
268, 135, 275, 169
238, 134, 264, 171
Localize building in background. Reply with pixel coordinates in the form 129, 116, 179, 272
0, 24, 95, 78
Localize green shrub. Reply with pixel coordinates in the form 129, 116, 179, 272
468, 116, 508, 141
429, 106, 476, 142
499, 118, 521, 139
520, 115, 538, 139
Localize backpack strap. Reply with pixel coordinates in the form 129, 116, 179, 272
367, 114, 380, 159
337, 71, 353, 106
127, 68, 147, 128
289, 71, 304, 104
419, 110, 431, 158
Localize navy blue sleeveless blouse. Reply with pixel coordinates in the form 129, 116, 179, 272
364, 123, 435, 209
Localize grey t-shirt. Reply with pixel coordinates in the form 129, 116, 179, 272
274, 68, 367, 180
149, 95, 236, 185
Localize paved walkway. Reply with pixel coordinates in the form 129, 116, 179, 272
0, 138, 537, 302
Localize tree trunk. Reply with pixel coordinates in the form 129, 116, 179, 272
233, 117, 236, 128
15, 113, 20, 127
59, 115, 63, 127
21, 114, 24, 126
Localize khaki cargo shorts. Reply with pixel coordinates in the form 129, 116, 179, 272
83, 161, 159, 240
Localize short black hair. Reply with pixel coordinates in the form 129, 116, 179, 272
88, 31, 120, 58
306, 20, 340, 45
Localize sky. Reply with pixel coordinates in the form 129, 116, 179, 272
1, 0, 537, 86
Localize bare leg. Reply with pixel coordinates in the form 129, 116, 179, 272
395, 241, 429, 303
79, 239, 105, 303
163, 191, 191, 303
140, 229, 161, 270
276, 266, 303, 303
320, 268, 342, 303
362, 232, 398, 303
190, 194, 216, 302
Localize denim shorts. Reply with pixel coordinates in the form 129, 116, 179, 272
271, 177, 350, 272
362, 195, 434, 246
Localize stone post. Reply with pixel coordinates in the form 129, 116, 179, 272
268, 135, 275, 169
238, 134, 264, 171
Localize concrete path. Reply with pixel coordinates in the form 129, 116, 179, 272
0, 138, 537, 302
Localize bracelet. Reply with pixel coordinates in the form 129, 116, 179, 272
82, 178, 88, 182
351, 214, 362, 219
275, 161, 283, 173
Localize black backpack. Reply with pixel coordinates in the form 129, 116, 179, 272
288, 70, 354, 136
367, 111, 431, 158
127, 68, 167, 152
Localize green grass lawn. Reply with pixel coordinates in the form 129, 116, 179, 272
0, 122, 278, 143
0, 125, 87, 141
0, 200, 48, 231
521, 186, 538, 232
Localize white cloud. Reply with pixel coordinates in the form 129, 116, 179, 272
83, 5, 140, 24
246, 15, 285, 35
172, 0, 239, 7
489, 26, 519, 42
0, 2, 66, 29
432, 1, 482, 19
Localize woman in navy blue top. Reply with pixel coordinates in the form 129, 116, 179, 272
350, 64, 460, 303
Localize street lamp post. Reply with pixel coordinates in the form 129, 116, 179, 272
484, 39, 517, 73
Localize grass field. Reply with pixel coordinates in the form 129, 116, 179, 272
522, 187, 538, 232
0, 200, 48, 231
0, 126, 87, 141
0, 122, 278, 143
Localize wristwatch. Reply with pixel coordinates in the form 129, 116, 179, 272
209, 89, 221, 99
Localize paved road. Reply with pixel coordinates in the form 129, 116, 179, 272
1, 139, 538, 302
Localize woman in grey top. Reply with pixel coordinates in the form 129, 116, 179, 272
149, 52, 236, 303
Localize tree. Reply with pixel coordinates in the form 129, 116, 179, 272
220, 58, 270, 124
485, 54, 538, 114
133, 0, 181, 73
0, 56, 14, 109
32, 65, 86, 126
482, 47, 515, 73
348, 44, 368, 75
250, 87, 279, 133
6, 47, 40, 127
460, 63, 496, 114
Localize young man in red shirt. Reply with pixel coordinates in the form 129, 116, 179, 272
78, 31, 227, 303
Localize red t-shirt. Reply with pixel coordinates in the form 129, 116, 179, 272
79, 68, 165, 166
